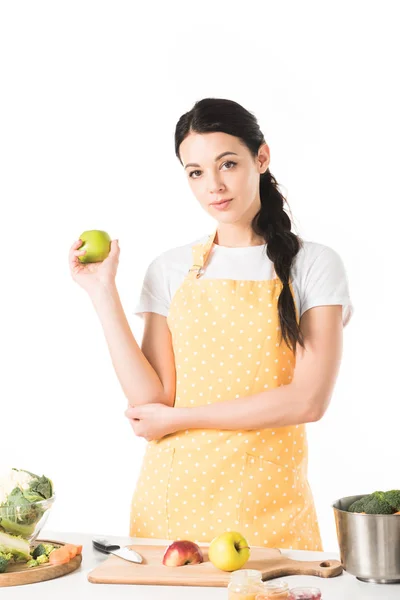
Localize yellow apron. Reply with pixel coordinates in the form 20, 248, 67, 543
130, 230, 323, 551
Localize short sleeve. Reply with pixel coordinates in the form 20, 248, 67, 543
133, 255, 169, 318
299, 246, 354, 327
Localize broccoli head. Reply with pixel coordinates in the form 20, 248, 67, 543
348, 498, 367, 513
36, 554, 49, 565
363, 491, 395, 515
348, 490, 400, 515
384, 490, 400, 512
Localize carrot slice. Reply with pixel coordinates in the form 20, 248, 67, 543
63, 544, 78, 558
49, 548, 71, 565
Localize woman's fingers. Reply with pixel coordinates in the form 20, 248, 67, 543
69, 238, 118, 276
107, 239, 119, 258
125, 406, 138, 419
71, 239, 83, 250
69, 239, 83, 263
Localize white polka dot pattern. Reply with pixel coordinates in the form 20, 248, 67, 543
130, 232, 323, 551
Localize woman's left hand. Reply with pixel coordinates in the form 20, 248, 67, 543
125, 403, 180, 442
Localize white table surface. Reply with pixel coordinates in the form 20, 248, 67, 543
1, 529, 399, 598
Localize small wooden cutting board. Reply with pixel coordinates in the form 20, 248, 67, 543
88, 544, 342, 587
0, 539, 82, 588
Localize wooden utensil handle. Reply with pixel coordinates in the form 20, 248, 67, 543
262, 558, 343, 580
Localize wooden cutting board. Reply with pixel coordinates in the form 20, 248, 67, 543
88, 544, 342, 587
0, 539, 82, 588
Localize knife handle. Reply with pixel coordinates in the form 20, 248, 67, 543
93, 539, 120, 553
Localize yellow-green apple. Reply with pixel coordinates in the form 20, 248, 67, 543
208, 531, 250, 571
162, 540, 204, 566
78, 230, 111, 263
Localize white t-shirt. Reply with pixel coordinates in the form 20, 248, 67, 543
134, 234, 354, 327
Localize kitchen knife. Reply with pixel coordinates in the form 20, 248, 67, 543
92, 538, 143, 563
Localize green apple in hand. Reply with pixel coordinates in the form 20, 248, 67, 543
78, 230, 111, 263
208, 531, 250, 571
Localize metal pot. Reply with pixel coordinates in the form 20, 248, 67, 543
333, 494, 400, 583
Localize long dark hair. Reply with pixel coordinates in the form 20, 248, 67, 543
174, 98, 305, 353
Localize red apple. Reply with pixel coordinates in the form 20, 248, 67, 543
162, 540, 204, 566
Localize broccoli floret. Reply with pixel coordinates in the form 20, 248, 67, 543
26, 559, 38, 568
348, 498, 367, 513
36, 554, 49, 565
43, 543, 56, 556
348, 490, 400, 515
363, 491, 395, 515
31, 543, 47, 559
0, 556, 9, 573
26, 549, 50, 568
384, 490, 400, 512
372, 490, 385, 500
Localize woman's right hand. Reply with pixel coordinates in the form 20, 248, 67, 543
69, 238, 120, 294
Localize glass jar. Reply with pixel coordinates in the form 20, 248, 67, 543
288, 587, 322, 600
227, 569, 263, 600
255, 581, 290, 599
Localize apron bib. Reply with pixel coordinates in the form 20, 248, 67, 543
130, 230, 323, 550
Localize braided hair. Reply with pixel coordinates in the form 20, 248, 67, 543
175, 98, 305, 353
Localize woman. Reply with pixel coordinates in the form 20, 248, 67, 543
69, 98, 353, 551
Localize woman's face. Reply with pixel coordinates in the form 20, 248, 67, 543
179, 131, 270, 225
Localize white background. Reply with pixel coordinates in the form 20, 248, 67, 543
0, 1, 398, 553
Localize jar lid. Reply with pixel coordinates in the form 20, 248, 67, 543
255, 580, 291, 599
260, 581, 290, 591
229, 569, 263, 585
289, 587, 322, 600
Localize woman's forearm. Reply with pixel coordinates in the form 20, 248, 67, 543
176, 382, 323, 431
89, 282, 169, 406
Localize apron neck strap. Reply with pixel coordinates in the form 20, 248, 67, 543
188, 229, 217, 279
